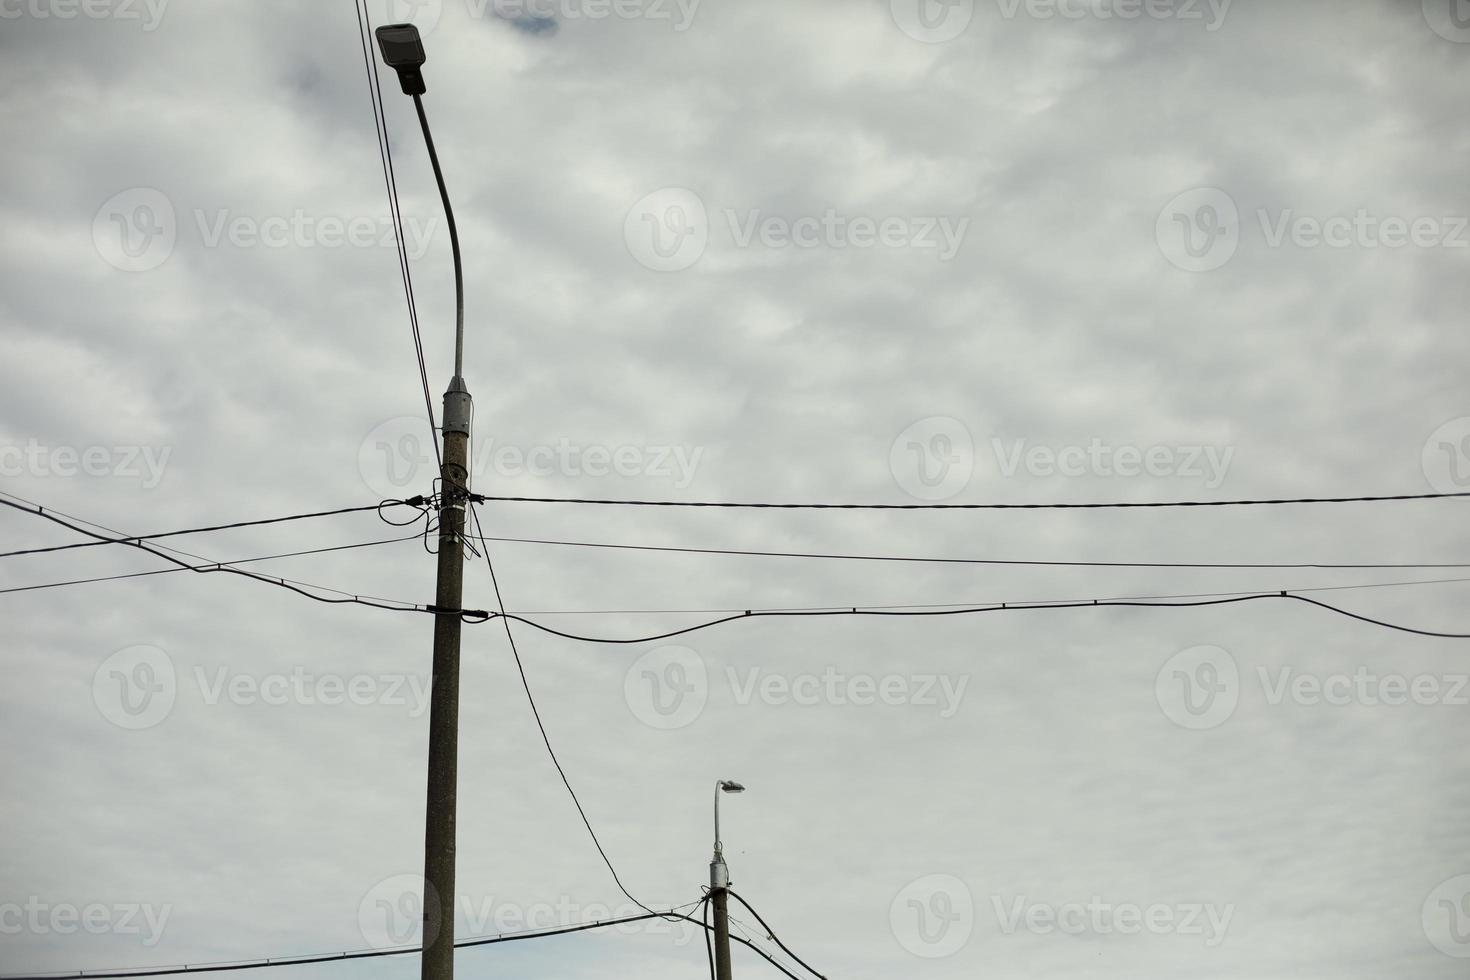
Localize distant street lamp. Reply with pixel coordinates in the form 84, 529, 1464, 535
709, 779, 745, 980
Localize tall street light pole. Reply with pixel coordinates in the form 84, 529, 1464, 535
374, 25, 470, 980
711, 779, 745, 980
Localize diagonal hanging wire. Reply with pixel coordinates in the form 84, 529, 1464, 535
466, 501, 681, 923
354, 0, 442, 473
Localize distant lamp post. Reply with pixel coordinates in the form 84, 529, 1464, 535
709, 779, 745, 980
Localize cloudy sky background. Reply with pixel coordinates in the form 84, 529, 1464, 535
2, 0, 1469, 976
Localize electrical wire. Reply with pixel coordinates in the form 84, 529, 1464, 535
0, 902, 707, 980
480, 592, 1470, 643
0, 534, 424, 596
497, 573, 1470, 616
0, 496, 431, 616
474, 490, 1470, 510
726, 912, 804, 979
469, 529, 1470, 571
0, 492, 436, 609
465, 502, 675, 921
702, 894, 716, 980
727, 890, 828, 980
355, 0, 442, 472
0, 499, 424, 561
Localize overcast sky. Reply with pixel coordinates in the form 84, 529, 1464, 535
2, 0, 1469, 977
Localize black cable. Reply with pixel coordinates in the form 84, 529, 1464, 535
470, 530, 1470, 571
727, 890, 827, 980
0, 497, 430, 616
702, 894, 716, 980
0, 534, 423, 597
483, 592, 1470, 643
0, 500, 422, 560
0, 492, 431, 608
379, 497, 432, 527
474, 490, 1470, 510
466, 503, 673, 921
0, 903, 706, 980
497, 573, 1470, 617
355, 0, 442, 472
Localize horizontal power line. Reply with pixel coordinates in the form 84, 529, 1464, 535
502, 574, 1470, 617
0, 494, 433, 616
473, 490, 1470, 510
0, 498, 425, 561
0, 901, 814, 980
478, 592, 1470, 643
0, 534, 423, 597
473, 530, 1470, 571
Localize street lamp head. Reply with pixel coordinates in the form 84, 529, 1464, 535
374, 24, 428, 96
719, 780, 745, 793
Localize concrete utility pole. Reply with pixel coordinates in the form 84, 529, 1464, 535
710, 779, 745, 980
374, 24, 471, 980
